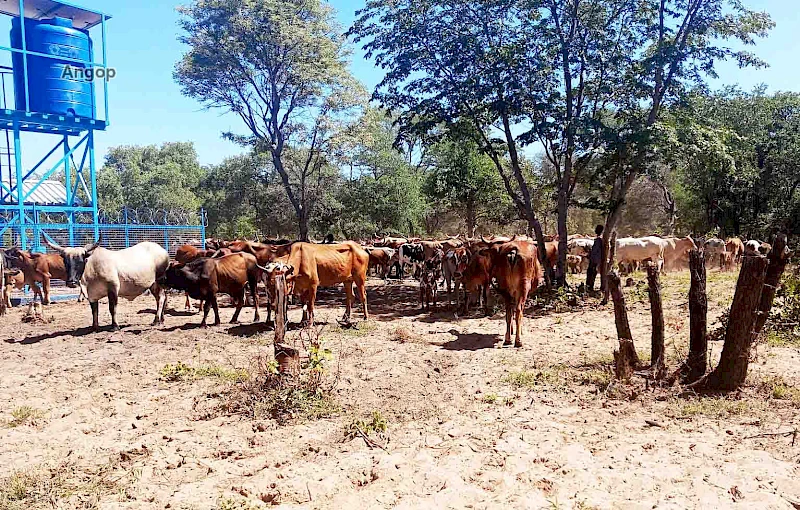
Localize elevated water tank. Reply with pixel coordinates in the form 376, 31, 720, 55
10, 16, 94, 118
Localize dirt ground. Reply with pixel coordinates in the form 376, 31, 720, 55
0, 268, 799, 510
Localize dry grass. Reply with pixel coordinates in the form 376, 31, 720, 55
0, 461, 121, 510
159, 362, 249, 383
4, 406, 46, 428
389, 325, 424, 344
671, 397, 767, 419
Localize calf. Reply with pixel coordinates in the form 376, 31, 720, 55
419, 261, 439, 311
159, 252, 261, 327
4, 247, 69, 304
567, 254, 582, 274
442, 247, 469, 306
455, 248, 492, 316
47, 239, 170, 331
3, 268, 24, 309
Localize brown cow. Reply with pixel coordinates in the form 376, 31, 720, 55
486, 240, 543, 347
4, 269, 24, 308
455, 247, 492, 316
158, 252, 261, 327
365, 247, 395, 279
725, 237, 745, 264
260, 242, 369, 325
228, 240, 293, 265
567, 254, 582, 274
175, 244, 216, 310
5, 247, 68, 304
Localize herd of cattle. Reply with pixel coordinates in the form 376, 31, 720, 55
0, 232, 773, 347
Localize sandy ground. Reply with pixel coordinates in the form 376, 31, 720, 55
0, 269, 798, 509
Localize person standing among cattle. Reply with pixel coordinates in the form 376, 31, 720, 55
586, 225, 604, 291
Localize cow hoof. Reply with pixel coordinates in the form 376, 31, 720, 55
514, 342, 522, 348
230, 320, 240, 325
111, 324, 121, 332
200, 323, 208, 329
503, 340, 512, 346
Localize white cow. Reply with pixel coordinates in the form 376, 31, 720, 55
567, 237, 594, 257
47, 240, 169, 331
616, 237, 665, 273
704, 237, 727, 267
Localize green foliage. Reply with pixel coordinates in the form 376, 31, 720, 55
159, 362, 249, 383
345, 411, 388, 440
175, 0, 366, 239
97, 142, 205, 214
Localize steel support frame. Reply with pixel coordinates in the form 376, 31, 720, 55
0, 123, 98, 249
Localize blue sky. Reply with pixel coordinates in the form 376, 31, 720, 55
10, 0, 800, 168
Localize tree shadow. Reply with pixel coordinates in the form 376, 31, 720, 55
437, 332, 500, 351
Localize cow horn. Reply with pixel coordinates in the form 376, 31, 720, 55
44, 240, 65, 254
84, 235, 102, 254
510, 234, 517, 242
480, 235, 489, 244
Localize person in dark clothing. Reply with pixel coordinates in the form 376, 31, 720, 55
586, 224, 604, 291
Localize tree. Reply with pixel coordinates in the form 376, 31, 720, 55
424, 131, 513, 237
175, 0, 365, 240
350, 0, 555, 280
97, 142, 206, 214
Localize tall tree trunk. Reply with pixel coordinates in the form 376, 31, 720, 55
683, 249, 707, 384
647, 263, 665, 376
465, 199, 477, 238
704, 255, 769, 390
298, 209, 309, 242
556, 188, 568, 287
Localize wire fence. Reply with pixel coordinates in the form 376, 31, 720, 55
1, 208, 206, 301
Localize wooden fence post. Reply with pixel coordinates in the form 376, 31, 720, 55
704, 254, 769, 390
683, 249, 708, 384
609, 271, 640, 379
647, 263, 665, 377
752, 234, 791, 339
273, 272, 298, 377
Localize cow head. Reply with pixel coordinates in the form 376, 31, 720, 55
158, 261, 193, 290
45, 237, 102, 288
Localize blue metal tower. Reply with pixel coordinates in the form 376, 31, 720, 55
0, 0, 110, 250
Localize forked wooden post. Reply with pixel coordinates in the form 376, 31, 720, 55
752, 234, 791, 338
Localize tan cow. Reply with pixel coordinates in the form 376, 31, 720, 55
259, 242, 369, 325
663, 236, 697, 271
725, 237, 745, 264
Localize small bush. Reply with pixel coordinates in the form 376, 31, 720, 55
345, 411, 387, 441
0, 462, 118, 509
223, 331, 340, 424
5, 406, 45, 428
481, 393, 499, 404
503, 367, 567, 390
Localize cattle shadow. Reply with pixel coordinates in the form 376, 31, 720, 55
7, 325, 100, 345
437, 332, 499, 351
138, 308, 197, 317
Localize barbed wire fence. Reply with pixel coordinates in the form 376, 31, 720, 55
1, 207, 206, 301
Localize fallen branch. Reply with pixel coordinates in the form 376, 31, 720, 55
745, 429, 797, 446
355, 424, 388, 452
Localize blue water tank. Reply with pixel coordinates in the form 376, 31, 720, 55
10, 17, 94, 118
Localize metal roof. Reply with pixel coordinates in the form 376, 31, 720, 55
4, 179, 77, 205
0, 0, 111, 29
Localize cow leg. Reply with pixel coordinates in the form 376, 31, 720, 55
184, 292, 191, 311
90, 301, 100, 332
249, 278, 260, 323
201, 299, 211, 327
42, 277, 51, 305
307, 287, 317, 326
503, 299, 513, 346
343, 281, 354, 321
211, 295, 221, 326
482, 285, 490, 317
230, 290, 243, 324
356, 281, 368, 320
514, 299, 524, 348
150, 283, 166, 326
108, 291, 120, 331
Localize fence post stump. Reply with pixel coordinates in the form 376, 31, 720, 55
704, 254, 769, 390
273, 272, 298, 377
646, 263, 665, 377
682, 249, 708, 384
609, 271, 639, 379
752, 234, 791, 338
